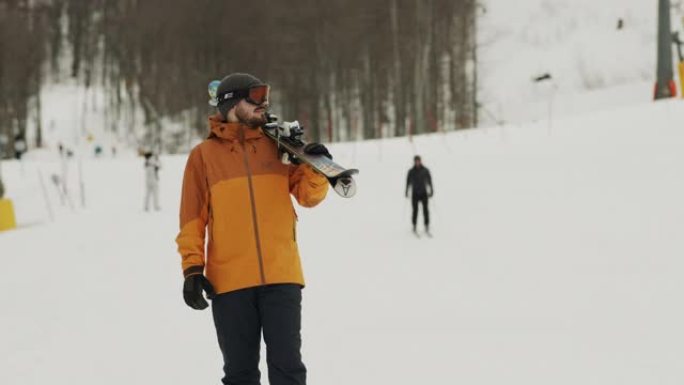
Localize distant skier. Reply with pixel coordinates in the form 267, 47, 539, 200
58, 143, 70, 202
406, 155, 433, 235
176, 72, 330, 385
143, 151, 161, 211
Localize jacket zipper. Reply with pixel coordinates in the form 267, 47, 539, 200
241, 141, 266, 285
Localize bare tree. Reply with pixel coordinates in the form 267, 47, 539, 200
0, 0, 477, 156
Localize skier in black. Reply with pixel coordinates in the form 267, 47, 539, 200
406, 155, 433, 235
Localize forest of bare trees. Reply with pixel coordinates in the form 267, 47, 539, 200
0, 0, 476, 156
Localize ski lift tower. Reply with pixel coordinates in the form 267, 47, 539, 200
655, 0, 676, 99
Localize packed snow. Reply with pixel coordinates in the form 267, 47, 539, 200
2, 95, 684, 384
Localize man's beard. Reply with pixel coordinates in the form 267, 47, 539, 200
236, 106, 267, 128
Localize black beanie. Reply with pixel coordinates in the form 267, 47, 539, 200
216, 73, 265, 119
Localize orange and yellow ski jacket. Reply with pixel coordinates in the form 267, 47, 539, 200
176, 115, 328, 294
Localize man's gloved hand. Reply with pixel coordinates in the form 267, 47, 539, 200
183, 274, 216, 310
303, 143, 332, 160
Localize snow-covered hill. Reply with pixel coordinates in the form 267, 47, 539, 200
27, 1, 681, 158
2, 94, 683, 384
479, 0, 682, 124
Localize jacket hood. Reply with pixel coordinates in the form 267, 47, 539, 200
208, 114, 263, 142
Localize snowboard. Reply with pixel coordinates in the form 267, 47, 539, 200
207, 80, 358, 198
263, 114, 358, 198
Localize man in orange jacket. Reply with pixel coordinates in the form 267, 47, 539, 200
176, 73, 330, 385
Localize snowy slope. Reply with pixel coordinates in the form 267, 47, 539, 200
479, 0, 681, 125
2, 96, 684, 384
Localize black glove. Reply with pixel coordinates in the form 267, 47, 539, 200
183, 274, 216, 310
303, 143, 332, 159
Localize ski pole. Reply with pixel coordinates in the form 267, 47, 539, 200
38, 169, 54, 221
430, 195, 441, 225
78, 158, 86, 208
402, 194, 408, 220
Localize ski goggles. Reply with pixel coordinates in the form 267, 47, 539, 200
217, 84, 270, 106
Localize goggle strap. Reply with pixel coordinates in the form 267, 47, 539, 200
217, 88, 250, 105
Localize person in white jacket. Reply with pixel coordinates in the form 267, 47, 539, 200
143, 151, 161, 211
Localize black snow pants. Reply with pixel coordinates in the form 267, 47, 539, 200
411, 194, 429, 227
212, 284, 306, 385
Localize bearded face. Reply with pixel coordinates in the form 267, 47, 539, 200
234, 99, 268, 128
